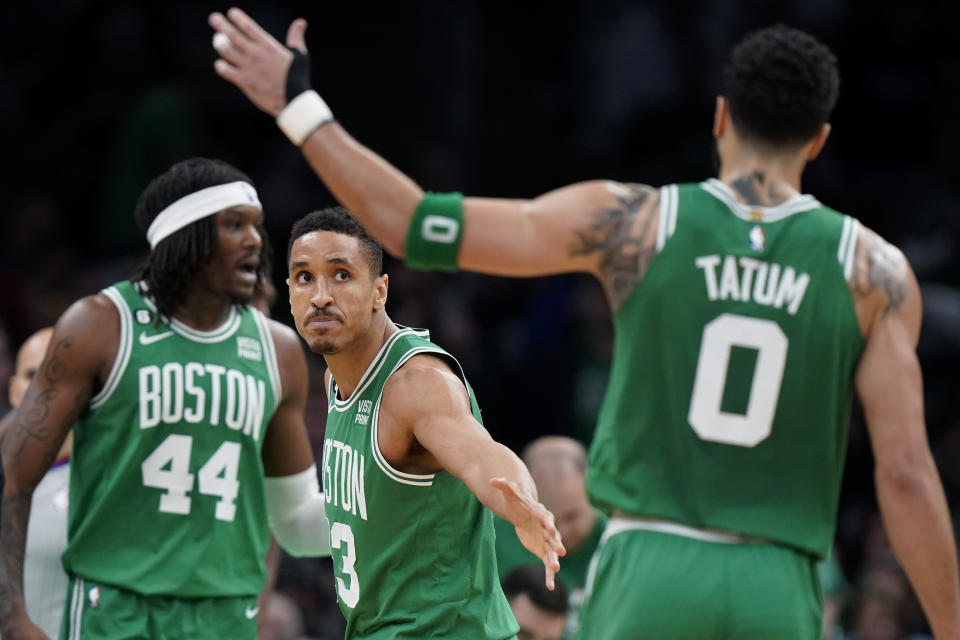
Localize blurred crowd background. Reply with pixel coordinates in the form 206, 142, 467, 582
2, 1, 958, 638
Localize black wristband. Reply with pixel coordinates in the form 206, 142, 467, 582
286, 49, 312, 103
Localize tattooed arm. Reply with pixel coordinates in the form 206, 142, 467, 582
0, 411, 15, 447
0, 295, 116, 638
296, 120, 665, 309
293, 121, 663, 307
850, 228, 960, 639
294, 121, 663, 306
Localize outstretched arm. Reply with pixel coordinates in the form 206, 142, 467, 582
208, 9, 661, 306
381, 354, 565, 589
0, 296, 115, 639
852, 229, 960, 639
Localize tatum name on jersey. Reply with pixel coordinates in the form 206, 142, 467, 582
587, 180, 864, 559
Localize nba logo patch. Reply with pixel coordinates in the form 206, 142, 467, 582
88, 586, 101, 608
135, 309, 152, 325
749, 225, 765, 252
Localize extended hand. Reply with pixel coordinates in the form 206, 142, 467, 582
490, 477, 566, 590
208, 8, 308, 117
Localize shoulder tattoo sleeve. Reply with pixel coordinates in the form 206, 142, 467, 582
851, 228, 908, 318
567, 183, 660, 308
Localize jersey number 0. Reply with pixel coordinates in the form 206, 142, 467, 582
687, 313, 788, 447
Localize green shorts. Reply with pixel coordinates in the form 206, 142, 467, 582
576, 524, 822, 639
60, 575, 260, 640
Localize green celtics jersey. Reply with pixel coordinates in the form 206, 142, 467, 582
587, 180, 864, 559
323, 327, 517, 639
62, 280, 280, 597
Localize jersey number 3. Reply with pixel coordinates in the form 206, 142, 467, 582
141, 434, 241, 521
688, 313, 788, 447
331, 522, 360, 608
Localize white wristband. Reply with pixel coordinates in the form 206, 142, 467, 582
276, 90, 334, 146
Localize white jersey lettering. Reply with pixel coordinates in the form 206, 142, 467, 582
695, 254, 810, 315
322, 437, 368, 521
137, 362, 267, 441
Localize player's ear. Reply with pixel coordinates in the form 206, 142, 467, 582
805, 123, 832, 161
712, 96, 728, 139
373, 274, 388, 310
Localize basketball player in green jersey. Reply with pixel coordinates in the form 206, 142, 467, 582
1, 158, 331, 640
211, 12, 959, 638
286, 206, 564, 638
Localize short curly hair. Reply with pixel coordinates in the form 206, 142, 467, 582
288, 206, 384, 277
723, 24, 840, 146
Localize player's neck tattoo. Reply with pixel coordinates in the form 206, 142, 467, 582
729, 171, 793, 207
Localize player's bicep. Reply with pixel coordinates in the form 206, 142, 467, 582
459, 181, 657, 281
415, 411, 497, 485
387, 363, 495, 483
2, 297, 113, 488
262, 322, 314, 477
856, 317, 925, 450
855, 251, 927, 465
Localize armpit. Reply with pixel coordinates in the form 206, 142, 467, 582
567, 183, 660, 309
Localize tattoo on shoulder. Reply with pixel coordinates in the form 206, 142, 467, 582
851, 230, 908, 317
7, 336, 91, 461
567, 183, 659, 308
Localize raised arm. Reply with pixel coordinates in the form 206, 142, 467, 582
851, 228, 960, 639
380, 354, 565, 589
208, 9, 661, 307
260, 319, 330, 558
0, 296, 116, 639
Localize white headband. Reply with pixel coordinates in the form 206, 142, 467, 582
146, 181, 262, 249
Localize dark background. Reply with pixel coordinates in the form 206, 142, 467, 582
2, 1, 959, 636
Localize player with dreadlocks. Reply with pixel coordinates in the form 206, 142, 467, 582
132, 158, 270, 320
1, 157, 331, 640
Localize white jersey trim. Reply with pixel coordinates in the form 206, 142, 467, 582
655, 184, 678, 251
331, 328, 429, 413
90, 287, 132, 409
701, 178, 821, 223
841, 217, 860, 281
251, 309, 282, 405
369, 346, 448, 487
67, 576, 85, 640
838, 216, 853, 263
603, 516, 772, 545
138, 283, 241, 343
